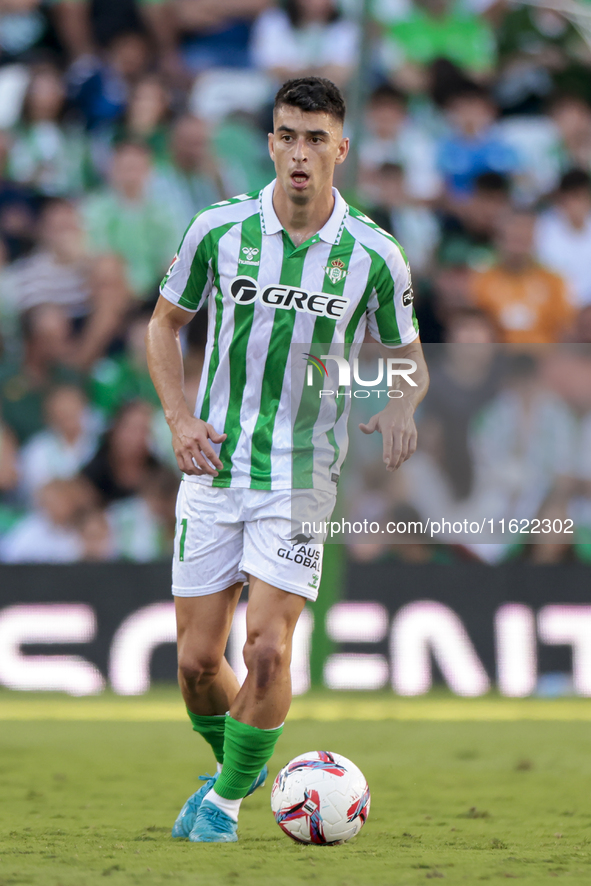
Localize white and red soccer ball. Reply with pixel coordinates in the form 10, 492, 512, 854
271, 751, 370, 845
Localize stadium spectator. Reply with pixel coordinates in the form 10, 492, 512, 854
534, 169, 591, 308
572, 305, 591, 344
470, 209, 574, 343
444, 306, 500, 345
0, 408, 18, 495
79, 506, 116, 560
377, 0, 496, 94
0, 198, 129, 366
81, 399, 163, 504
368, 163, 440, 275
0, 130, 39, 262
69, 253, 131, 371
82, 140, 177, 299
470, 352, 578, 524
8, 63, 90, 197
2, 199, 91, 318
359, 84, 441, 202
251, 0, 359, 89
495, 6, 583, 116
437, 85, 520, 200
68, 31, 151, 130
439, 171, 510, 272
422, 318, 500, 499
106, 464, 179, 560
210, 114, 274, 195
0, 476, 96, 563
416, 241, 476, 342
549, 94, 591, 175
0, 0, 81, 65
61, 0, 180, 74
174, 0, 269, 72
0, 304, 81, 444
151, 115, 227, 241
109, 74, 172, 166
17, 384, 98, 505
89, 304, 161, 419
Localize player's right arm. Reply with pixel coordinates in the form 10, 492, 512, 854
146, 297, 226, 477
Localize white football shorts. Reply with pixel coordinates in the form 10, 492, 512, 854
172, 480, 337, 602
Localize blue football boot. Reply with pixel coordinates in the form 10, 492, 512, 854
246, 763, 268, 796
172, 773, 219, 838
172, 765, 267, 839
189, 799, 238, 843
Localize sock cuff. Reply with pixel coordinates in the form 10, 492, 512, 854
215, 716, 284, 800
225, 715, 284, 741
187, 710, 227, 730
186, 710, 227, 765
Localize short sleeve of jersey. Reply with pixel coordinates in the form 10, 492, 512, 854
365, 242, 419, 346
159, 214, 213, 313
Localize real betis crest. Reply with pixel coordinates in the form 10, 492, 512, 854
323, 258, 349, 284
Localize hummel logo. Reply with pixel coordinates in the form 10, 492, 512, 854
239, 246, 260, 266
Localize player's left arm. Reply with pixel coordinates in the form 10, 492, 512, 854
359, 337, 429, 472
360, 242, 429, 471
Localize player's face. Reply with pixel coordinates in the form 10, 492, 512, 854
269, 105, 349, 206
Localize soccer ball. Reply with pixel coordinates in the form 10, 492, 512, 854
271, 751, 370, 845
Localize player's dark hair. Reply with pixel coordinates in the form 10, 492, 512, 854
558, 168, 591, 194
274, 77, 346, 123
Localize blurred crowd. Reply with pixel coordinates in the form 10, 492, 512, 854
346, 342, 591, 565
1, 0, 591, 562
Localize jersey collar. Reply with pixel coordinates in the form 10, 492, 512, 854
259, 179, 349, 245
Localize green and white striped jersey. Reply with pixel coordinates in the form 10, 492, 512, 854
160, 180, 418, 491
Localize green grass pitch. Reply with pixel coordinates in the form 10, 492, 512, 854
2, 689, 591, 885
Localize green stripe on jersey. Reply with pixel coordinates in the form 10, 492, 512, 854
370, 248, 401, 344
292, 232, 356, 488
349, 207, 418, 342
179, 221, 235, 311
249, 233, 307, 489
214, 213, 263, 486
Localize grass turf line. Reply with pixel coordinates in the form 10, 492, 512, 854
2, 687, 591, 721
2, 697, 591, 884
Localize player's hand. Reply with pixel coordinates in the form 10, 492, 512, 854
171, 415, 227, 476
358, 400, 417, 472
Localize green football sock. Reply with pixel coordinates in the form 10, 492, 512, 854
214, 716, 283, 800
186, 710, 226, 765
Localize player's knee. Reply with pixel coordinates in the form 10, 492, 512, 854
243, 634, 287, 690
177, 652, 222, 688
